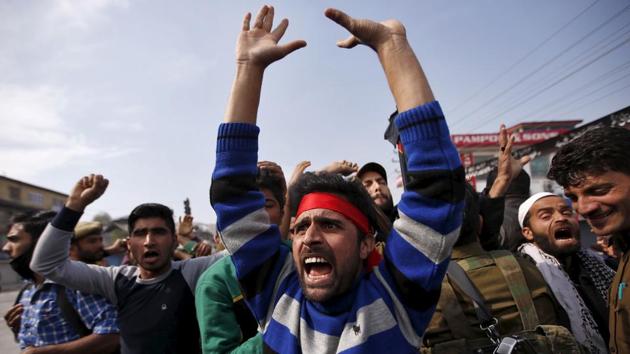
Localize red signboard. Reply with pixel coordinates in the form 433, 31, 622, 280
451, 129, 569, 148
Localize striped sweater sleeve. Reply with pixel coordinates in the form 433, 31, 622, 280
381, 101, 464, 317
210, 122, 288, 328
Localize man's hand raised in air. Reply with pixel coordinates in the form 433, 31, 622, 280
324, 8, 406, 53
225, 5, 306, 125
236, 5, 306, 70
65, 174, 109, 212
325, 8, 433, 112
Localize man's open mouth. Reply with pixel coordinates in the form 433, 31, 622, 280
143, 250, 159, 261
554, 227, 574, 240
304, 256, 332, 279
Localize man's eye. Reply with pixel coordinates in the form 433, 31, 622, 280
132, 229, 149, 237
592, 187, 611, 196
322, 222, 337, 230
562, 209, 574, 216
540, 214, 551, 220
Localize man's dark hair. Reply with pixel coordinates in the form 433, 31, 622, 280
454, 183, 480, 247
257, 169, 286, 210
548, 127, 630, 187
289, 172, 385, 237
128, 203, 175, 235
10, 210, 57, 241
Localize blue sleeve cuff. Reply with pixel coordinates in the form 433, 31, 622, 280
395, 101, 450, 144
216, 123, 260, 154
51, 207, 83, 232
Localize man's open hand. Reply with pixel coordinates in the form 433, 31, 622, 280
236, 5, 306, 69
289, 161, 311, 187
258, 160, 288, 193
322, 160, 358, 176
325, 8, 406, 52
497, 124, 531, 182
65, 174, 109, 212
178, 215, 194, 237
488, 125, 532, 198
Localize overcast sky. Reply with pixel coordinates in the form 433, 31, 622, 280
1, 0, 629, 224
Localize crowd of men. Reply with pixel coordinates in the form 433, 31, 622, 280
2, 5, 630, 354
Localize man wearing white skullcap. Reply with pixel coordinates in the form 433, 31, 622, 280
517, 192, 613, 354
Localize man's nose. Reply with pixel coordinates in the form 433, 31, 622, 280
143, 233, 157, 246
303, 225, 322, 247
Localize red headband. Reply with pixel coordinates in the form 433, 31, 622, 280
295, 192, 371, 235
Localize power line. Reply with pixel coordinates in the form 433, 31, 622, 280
521, 59, 630, 119
450, 2, 630, 129
471, 34, 630, 132
449, 0, 601, 115
486, 22, 630, 120
557, 80, 630, 119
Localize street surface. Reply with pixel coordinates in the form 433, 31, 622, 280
0, 289, 20, 354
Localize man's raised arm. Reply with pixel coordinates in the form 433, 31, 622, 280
31, 174, 119, 304
326, 8, 465, 334
210, 5, 305, 327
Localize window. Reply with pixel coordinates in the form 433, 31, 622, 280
8, 186, 21, 201
27, 191, 44, 206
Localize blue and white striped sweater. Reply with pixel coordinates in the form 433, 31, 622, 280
211, 100, 464, 353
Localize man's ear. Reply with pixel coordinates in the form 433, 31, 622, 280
171, 234, 179, 252
521, 227, 535, 242
360, 233, 375, 260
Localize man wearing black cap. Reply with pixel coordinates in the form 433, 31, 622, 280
357, 162, 397, 223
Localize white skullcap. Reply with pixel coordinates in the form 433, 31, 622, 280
518, 192, 557, 228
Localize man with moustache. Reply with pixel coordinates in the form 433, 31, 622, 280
547, 126, 630, 353
30, 175, 225, 354
517, 192, 613, 353
211, 5, 463, 352
71, 221, 126, 265
3, 212, 119, 354
357, 162, 398, 223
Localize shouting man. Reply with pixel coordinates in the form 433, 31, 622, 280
210, 6, 463, 352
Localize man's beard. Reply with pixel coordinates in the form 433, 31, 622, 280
78, 249, 104, 264
10, 248, 35, 280
533, 232, 579, 257
377, 196, 394, 216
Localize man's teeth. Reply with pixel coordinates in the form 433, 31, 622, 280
305, 257, 327, 264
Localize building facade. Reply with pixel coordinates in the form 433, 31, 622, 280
451, 120, 581, 193
0, 176, 67, 289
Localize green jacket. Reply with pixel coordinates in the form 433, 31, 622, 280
195, 255, 262, 354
